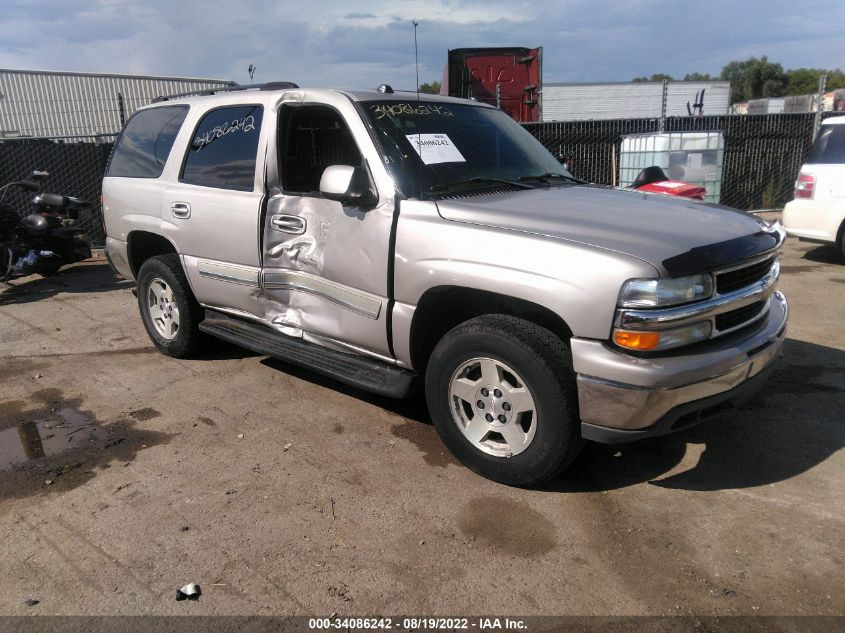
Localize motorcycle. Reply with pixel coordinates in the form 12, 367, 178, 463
629, 165, 706, 200
0, 171, 93, 280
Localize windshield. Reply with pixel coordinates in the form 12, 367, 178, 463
361, 100, 573, 198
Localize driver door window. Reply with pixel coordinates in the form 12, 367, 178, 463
279, 105, 364, 194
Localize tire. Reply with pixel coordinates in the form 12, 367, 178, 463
425, 315, 583, 487
840, 230, 845, 261
137, 254, 204, 358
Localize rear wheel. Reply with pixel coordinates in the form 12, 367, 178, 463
425, 315, 582, 486
137, 254, 204, 358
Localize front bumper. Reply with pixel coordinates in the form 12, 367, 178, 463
573, 291, 788, 443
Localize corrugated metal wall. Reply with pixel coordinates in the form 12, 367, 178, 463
664, 82, 731, 117
0, 69, 234, 137
542, 81, 731, 121
542, 83, 663, 121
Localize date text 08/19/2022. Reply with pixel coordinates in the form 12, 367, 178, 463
307, 617, 528, 630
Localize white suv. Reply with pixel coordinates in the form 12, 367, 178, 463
784, 117, 845, 257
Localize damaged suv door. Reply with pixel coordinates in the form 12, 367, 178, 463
262, 101, 393, 358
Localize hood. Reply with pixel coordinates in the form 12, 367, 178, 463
435, 185, 782, 276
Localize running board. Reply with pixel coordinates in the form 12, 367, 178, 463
199, 310, 416, 398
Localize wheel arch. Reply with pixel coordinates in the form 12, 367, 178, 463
408, 285, 574, 374
127, 231, 179, 278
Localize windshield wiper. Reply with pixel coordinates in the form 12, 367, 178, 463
429, 176, 533, 193
518, 172, 585, 185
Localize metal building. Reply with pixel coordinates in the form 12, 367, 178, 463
541, 81, 731, 121
0, 68, 235, 138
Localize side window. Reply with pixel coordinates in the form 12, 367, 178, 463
181, 105, 263, 191
279, 105, 363, 194
807, 125, 845, 164
106, 106, 188, 178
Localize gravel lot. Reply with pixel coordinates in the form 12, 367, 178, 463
0, 229, 843, 617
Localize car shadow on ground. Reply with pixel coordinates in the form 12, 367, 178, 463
267, 338, 844, 493
543, 337, 844, 492
0, 261, 133, 306
15, 263, 841, 493
802, 244, 844, 265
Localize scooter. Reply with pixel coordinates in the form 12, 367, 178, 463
629, 166, 706, 200
0, 171, 93, 280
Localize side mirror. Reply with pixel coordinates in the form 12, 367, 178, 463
319, 165, 376, 207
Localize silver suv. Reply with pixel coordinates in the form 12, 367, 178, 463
103, 82, 787, 486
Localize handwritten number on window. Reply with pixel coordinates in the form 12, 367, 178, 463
370, 104, 453, 120
193, 115, 257, 151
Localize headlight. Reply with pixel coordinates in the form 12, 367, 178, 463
619, 273, 713, 308
613, 321, 712, 352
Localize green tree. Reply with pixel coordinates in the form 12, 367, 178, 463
419, 81, 441, 94
784, 68, 845, 95
632, 73, 674, 82
720, 56, 786, 103
683, 72, 713, 81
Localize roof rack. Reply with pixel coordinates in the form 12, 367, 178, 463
152, 81, 300, 103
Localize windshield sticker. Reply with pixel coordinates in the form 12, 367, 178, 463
405, 133, 466, 165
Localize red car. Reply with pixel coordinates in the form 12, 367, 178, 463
630, 166, 706, 200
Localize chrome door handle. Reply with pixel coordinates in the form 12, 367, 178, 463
270, 214, 306, 235
171, 202, 191, 219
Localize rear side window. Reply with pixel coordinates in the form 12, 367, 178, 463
181, 105, 263, 191
107, 106, 188, 178
807, 124, 845, 164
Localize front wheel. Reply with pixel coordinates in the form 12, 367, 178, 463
425, 315, 583, 487
137, 254, 204, 358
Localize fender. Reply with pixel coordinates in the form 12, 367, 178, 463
390, 200, 659, 367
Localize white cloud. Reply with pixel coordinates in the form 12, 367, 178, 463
0, 0, 842, 88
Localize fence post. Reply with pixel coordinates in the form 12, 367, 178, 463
813, 73, 827, 139
117, 92, 126, 128
659, 79, 668, 132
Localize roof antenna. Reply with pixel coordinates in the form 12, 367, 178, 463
412, 20, 420, 102
248, 64, 256, 85
413, 19, 422, 200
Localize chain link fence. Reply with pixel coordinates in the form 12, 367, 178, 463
2, 111, 844, 250
0, 134, 115, 246
526, 111, 845, 210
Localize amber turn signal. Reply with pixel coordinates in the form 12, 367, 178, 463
613, 330, 661, 351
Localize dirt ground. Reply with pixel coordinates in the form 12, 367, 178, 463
0, 229, 842, 618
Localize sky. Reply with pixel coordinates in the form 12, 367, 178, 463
1, 0, 843, 89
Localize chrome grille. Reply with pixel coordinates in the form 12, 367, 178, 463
716, 256, 776, 294
715, 300, 767, 333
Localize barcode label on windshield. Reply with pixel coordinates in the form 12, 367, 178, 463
405, 133, 466, 165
